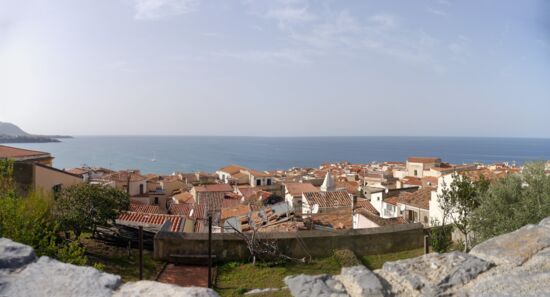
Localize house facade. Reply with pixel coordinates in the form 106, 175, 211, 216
406, 157, 442, 178
283, 182, 319, 212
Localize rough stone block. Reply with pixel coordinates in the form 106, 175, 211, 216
0, 256, 121, 297
466, 266, 550, 297
114, 281, 220, 297
0, 238, 36, 270
284, 274, 349, 297
538, 217, 550, 229
336, 265, 385, 297
379, 252, 492, 296
470, 224, 550, 266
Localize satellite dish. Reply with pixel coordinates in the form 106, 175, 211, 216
312, 204, 319, 213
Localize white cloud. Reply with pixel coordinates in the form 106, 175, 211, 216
266, 6, 316, 23
215, 49, 312, 64
368, 14, 398, 30
240, 1, 445, 69
448, 35, 470, 56
427, 7, 448, 17
133, 0, 200, 20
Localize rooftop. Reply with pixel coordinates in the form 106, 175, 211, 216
0, 145, 51, 160
407, 157, 441, 164
303, 191, 352, 208
284, 182, 319, 197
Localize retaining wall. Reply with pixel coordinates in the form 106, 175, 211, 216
154, 223, 425, 262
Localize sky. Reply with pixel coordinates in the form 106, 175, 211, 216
0, 0, 549, 137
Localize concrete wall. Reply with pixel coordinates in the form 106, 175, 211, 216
154, 223, 424, 262
34, 164, 83, 194
406, 162, 425, 177
353, 213, 381, 229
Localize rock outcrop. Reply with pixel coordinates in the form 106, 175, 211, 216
286, 217, 550, 297
0, 238, 218, 297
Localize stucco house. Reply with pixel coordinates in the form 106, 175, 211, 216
353, 208, 406, 229
368, 187, 419, 218
284, 182, 319, 212
301, 191, 353, 215
392, 187, 432, 226
216, 165, 249, 184
1, 145, 83, 195
104, 170, 148, 197
406, 157, 441, 178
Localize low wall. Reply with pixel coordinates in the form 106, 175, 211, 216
154, 223, 425, 262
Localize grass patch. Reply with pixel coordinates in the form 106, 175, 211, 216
216, 248, 425, 297
215, 256, 341, 297
360, 248, 425, 270
80, 236, 165, 282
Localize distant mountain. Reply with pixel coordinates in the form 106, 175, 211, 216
0, 122, 30, 136
0, 122, 70, 143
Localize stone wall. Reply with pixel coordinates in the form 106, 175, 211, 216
0, 238, 218, 297
284, 217, 550, 297
154, 223, 425, 262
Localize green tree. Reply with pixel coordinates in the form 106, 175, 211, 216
0, 158, 16, 199
429, 219, 453, 253
54, 183, 129, 237
472, 162, 550, 243
438, 172, 489, 251
0, 159, 87, 264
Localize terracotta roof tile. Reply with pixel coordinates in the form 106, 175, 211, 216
354, 198, 379, 215
0, 145, 51, 159
117, 212, 186, 232
407, 157, 441, 164
303, 191, 352, 209
356, 209, 407, 226
129, 203, 161, 214
394, 187, 432, 210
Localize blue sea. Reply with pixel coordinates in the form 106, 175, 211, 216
6, 136, 550, 174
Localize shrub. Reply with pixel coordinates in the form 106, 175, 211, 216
333, 249, 361, 267
429, 220, 453, 253
0, 159, 87, 264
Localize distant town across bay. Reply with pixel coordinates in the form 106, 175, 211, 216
6, 136, 550, 174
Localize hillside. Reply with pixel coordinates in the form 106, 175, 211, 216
0, 121, 68, 143
0, 122, 30, 136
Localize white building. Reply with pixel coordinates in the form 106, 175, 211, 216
284, 182, 319, 212
406, 157, 441, 178
320, 171, 336, 192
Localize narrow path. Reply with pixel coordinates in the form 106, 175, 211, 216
157, 264, 216, 287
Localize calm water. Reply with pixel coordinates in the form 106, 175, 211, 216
7, 136, 550, 174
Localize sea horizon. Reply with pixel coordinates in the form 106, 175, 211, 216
5, 135, 550, 174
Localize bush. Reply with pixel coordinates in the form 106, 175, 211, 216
471, 162, 550, 243
56, 239, 88, 265
333, 249, 361, 267
0, 159, 87, 264
54, 183, 129, 237
93, 262, 106, 271
429, 220, 453, 253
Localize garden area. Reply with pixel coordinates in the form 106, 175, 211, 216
214, 247, 426, 297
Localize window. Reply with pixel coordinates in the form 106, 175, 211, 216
424, 216, 428, 224
267, 179, 272, 185
407, 210, 418, 222
256, 179, 261, 186
52, 184, 62, 199
139, 184, 144, 195
154, 197, 159, 205
414, 169, 418, 176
